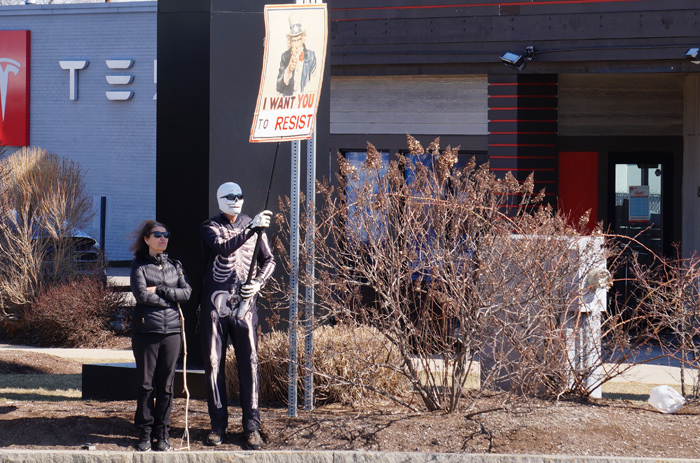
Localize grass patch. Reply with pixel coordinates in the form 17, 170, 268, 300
0, 374, 82, 402
417, 371, 480, 390
601, 381, 684, 405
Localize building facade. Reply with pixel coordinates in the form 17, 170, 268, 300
0, 2, 156, 261
328, 0, 699, 263
2, 0, 700, 264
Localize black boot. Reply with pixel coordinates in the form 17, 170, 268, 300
136, 428, 151, 452
155, 437, 171, 451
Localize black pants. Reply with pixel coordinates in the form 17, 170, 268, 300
200, 302, 260, 433
132, 332, 181, 440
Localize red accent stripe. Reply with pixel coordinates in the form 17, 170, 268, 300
332, 0, 651, 13
490, 120, 558, 123
489, 95, 557, 98
489, 83, 558, 86
490, 144, 556, 147
490, 132, 557, 135
489, 107, 557, 110
491, 156, 556, 159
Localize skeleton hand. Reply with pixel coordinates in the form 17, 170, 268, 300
240, 279, 263, 300
248, 210, 272, 230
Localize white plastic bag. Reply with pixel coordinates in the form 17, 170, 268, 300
647, 385, 685, 413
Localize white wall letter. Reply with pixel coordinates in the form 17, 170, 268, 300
106, 59, 134, 101
59, 60, 89, 101
153, 59, 157, 100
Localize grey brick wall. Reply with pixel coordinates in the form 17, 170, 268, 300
0, 2, 157, 261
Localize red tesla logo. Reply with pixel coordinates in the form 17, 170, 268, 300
0, 31, 30, 147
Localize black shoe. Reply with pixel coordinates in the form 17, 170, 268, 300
207, 428, 224, 446
136, 436, 151, 452
245, 430, 262, 450
155, 437, 171, 452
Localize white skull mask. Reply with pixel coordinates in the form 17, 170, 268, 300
217, 182, 244, 216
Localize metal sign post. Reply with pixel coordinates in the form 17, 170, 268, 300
304, 130, 316, 412
289, 115, 316, 418
288, 139, 300, 416
249, 1, 326, 417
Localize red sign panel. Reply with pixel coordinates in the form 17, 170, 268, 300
0, 31, 30, 146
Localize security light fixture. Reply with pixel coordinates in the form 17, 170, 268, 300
500, 46, 535, 71
685, 48, 700, 64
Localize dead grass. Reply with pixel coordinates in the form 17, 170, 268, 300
0, 338, 683, 411
0, 373, 81, 401
226, 324, 413, 406
3, 348, 700, 458
0, 347, 125, 402
601, 381, 682, 405
0, 372, 660, 404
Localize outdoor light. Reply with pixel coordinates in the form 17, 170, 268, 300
685, 47, 700, 64
500, 46, 535, 71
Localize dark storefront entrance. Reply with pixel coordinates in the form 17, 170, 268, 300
607, 152, 674, 301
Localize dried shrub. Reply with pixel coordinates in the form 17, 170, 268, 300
0, 147, 97, 327
269, 136, 650, 412
23, 277, 125, 347
477, 233, 612, 398
629, 245, 700, 397
226, 324, 412, 406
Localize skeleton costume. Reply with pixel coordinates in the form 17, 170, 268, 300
199, 182, 275, 436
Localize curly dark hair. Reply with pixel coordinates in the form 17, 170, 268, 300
130, 219, 168, 260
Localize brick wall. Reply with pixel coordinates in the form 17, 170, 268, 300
0, 2, 157, 261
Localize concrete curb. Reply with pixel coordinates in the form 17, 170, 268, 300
1, 450, 698, 463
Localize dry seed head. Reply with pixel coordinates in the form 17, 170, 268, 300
427, 137, 440, 155
406, 135, 424, 155
364, 143, 383, 171
338, 154, 357, 178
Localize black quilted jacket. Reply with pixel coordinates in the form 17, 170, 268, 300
130, 253, 192, 334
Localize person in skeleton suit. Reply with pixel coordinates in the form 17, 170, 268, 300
199, 182, 275, 450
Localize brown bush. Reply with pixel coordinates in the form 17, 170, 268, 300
226, 324, 413, 406
0, 147, 96, 322
23, 277, 125, 347
270, 136, 646, 412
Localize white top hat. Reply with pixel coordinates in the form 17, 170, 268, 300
288, 13, 305, 37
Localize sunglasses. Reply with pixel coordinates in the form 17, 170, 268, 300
149, 231, 171, 239
220, 194, 244, 201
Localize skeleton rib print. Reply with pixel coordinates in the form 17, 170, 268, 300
211, 223, 256, 283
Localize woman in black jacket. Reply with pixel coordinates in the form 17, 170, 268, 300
130, 220, 192, 452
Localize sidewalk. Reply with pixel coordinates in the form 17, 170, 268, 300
0, 342, 690, 386
606, 362, 693, 386
604, 343, 697, 386
0, 343, 134, 363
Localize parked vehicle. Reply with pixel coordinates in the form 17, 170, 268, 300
39, 229, 103, 276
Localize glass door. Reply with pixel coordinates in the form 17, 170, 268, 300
613, 163, 663, 260
608, 152, 673, 303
